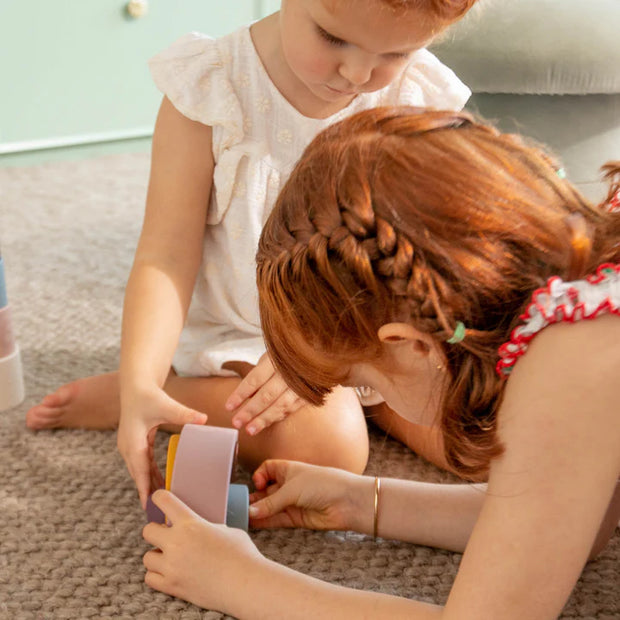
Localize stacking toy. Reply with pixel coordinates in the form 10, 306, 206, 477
146, 424, 249, 530
0, 253, 25, 411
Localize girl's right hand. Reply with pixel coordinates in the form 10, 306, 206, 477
249, 460, 374, 535
117, 385, 207, 509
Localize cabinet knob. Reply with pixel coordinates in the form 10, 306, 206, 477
126, 0, 148, 19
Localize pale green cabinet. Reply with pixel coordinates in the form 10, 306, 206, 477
0, 1, 276, 165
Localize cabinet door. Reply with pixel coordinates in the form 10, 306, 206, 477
0, 1, 256, 153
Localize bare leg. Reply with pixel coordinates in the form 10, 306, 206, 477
164, 374, 368, 473
26, 372, 369, 474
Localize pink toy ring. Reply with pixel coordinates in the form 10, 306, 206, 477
146, 425, 249, 531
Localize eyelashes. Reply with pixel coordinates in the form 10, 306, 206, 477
316, 25, 347, 47
315, 24, 411, 59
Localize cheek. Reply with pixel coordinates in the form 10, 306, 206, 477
292, 47, 334, 80
368, 63, 407, 90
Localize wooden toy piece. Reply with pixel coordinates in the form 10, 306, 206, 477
0, 254, 25, 412
146, 425, 249, 531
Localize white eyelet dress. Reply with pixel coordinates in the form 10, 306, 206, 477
148, 26, 471, 377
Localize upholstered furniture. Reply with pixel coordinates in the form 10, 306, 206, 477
431, 0, 620, 200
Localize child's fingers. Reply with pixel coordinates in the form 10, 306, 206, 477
144, 569, 167, 595
150, 489, 202, 524
167, 402, 207, 427
143, 521, 170, 549
249, 512, 298, 530
230, 374, 291, 429
142, 547, 164, 573
252, 459, 289, 490
248, 476, 302, 520
225, 354, 274, 411
251, 463, 309, 527
137, 470, 152, 510
144, 570, 166, 592
244, 393, 305, 435
252, 390, 306, 435
249, 482, 282, 504
129, 449, 156, 510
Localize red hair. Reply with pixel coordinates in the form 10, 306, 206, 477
377, 0, 477, 21
330, 0, 478, 21
257, 107, 620, 478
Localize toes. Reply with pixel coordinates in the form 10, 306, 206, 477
25, 384, 77, 429
25, 402, 65, 430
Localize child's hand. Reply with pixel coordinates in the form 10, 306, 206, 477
142, 490, 265, 614
249, 460, 373, 534
117, 386, 207, 509
225, 353, 307, 435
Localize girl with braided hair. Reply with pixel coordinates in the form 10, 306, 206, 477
143, 108, 620, 618
26, 0, 477, 508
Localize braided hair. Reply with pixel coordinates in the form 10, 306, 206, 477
257, 107, 620, 478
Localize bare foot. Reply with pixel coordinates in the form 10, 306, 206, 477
25, 372, 121, 431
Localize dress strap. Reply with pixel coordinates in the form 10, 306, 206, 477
496, 263, 620, 377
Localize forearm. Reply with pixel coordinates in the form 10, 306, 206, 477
232, 556, 443, 620
119, 256, 195, 393
350, 477, 485, 552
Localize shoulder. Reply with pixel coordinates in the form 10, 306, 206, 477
502, 313, 620, 414
495, 314, 620, 474
148, 30, 247, 151
449, 315, 620, 617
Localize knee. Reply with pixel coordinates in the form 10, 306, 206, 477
289, 386, 369, 474
263, 386, 368, 474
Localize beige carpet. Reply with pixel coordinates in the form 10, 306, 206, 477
0, 153, 617, 619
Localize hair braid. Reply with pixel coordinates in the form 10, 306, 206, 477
258, 108, 620, 478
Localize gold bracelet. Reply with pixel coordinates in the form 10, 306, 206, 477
373, 476, 381, 539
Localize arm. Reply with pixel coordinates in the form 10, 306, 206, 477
248, 318, 620, 618
250, 461, 485, 552
143, 317, 620, 618
117, 96, 212, 507
442, 315, 620, 619
144, 489, 445, 619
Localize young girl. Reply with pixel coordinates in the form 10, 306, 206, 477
26, 1, 476, 507
142, 108, 620, 618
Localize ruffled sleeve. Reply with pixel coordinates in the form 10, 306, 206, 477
395, 48, 471, 111
148, 32, 244, 159
496, 264, 620, 377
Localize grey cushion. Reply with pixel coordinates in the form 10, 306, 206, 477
430, 0, 620, 95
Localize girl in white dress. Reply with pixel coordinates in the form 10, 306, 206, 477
27, 0, 476, 507
143, 108, 620, 619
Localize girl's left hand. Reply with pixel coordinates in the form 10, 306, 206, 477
142, 490, 265, 613
224, 353, 307, 435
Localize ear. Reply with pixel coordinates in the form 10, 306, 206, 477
377, 323, 432, 355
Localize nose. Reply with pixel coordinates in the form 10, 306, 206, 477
338, 52, 374, 86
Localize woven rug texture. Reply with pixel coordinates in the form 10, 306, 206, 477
0, 154, 618, 619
